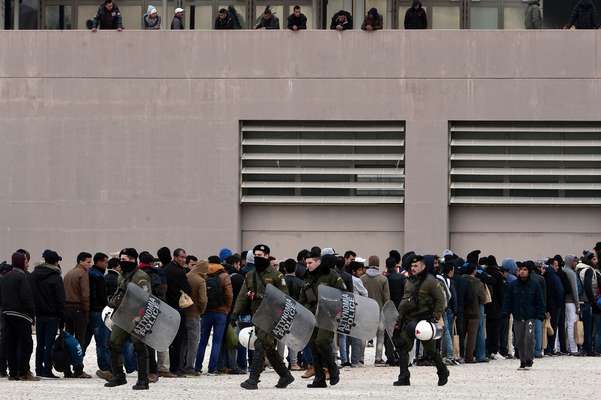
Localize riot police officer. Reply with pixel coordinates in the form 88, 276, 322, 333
393, 254, 449, 387
300, 251, 346, 388
232, 244, 294, 390
104, 248, 151, 390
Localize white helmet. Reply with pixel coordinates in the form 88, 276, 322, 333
238, 327, 257, 350
415, 320, 442, 341
101, 306, 114, 331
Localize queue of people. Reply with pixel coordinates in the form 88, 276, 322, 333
0, 242, 600, 389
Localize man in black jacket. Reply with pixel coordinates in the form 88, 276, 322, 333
86, 253, 110, 377
287, 5, 307, 30
330, 10, 352, 30
164, 248, 193, 376
0, 253, 38, 381
31, 250, 66, 379
215, 8, 235, 29
91, 0, 123, 31
484, 256, 505, 360
385, 257, 405, 365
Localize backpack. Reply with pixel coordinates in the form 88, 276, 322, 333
206, 273, 225, 309
52, 331, 69, 372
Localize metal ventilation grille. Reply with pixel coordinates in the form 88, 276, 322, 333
241, 122, 405, 204
450, 123, 601, 205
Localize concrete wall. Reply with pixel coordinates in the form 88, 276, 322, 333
1, 30, 601, 265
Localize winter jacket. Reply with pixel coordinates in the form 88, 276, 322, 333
205, 263, 233, 314
215, 14, 235, 29
463, 275, 486, 319
171, 15, 184, 29
139, 263, 167, 300
284, 274, 304, 301
185, 261, 208, 318
387, 271, 406, 307
92, 4, 123, 29
88, 265, 107, 313
352, 275, 368, 296
532, 272, 547, 310
230, 271, 245, 306
361, 268, 391, 309
0, 268, 35, 323
484, 266, 505, 319
256, 15, 280, 29
577, 262, 599, 305
567, 0, 599, 29
453, 274, 470, 315
287, 13, 307, 29
31, 263, 66, 320
502, 276, 545, 321
397, 270, 446, 322
164, 261, 193, 310
330, 10, 353, 30
64, 265, 90, 313
361, 13, 383, 30
525, 0, 542, 29
544, 266, 565, 312
105, 269, 119, 300
404, 0, 427, 29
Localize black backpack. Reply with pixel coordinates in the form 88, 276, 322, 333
52, 331, 69, 373
206, 273, 225, 309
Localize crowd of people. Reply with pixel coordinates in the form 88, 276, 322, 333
87, 0, 599, 31
0, 241, 600, 389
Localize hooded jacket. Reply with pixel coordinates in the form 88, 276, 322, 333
463, 274, 486, 319
361, 267, 391, 308
186, 261, 208, 318
525, 0, 542, 29
164, 261, 193, 310
143, 6, 161, 29
92, 3, 123, 29
404, 0, 427, 29
568, 0, 599, 29
330, 10, 353, 30
361, 9, 383, 30
256, 14, 280, 29
563, 256, 581, 304
387, 270, 406, 307
89, 265, 108, 313
544, 265, 565, 312
31, 263, 66, 320
205, 263, 233, 314
484, 264, 505, 319
287, 12, 307, 29
502, 259, 518, 283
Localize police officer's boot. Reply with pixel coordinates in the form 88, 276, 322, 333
326, 354, 340, 386
272, 358, 294, 389
393, 352, 410, 386
241, 347, 263, 390
307, 353, 327, 389
132, 345, 149, 390
434, 353, 449, 386
105, 351, 127, 387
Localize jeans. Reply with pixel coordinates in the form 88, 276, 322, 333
475, 305, 486, 361
303, 345, 313, 365
183, 316, 200, 371
582, 303, 593, 354
441, 310, 453, 358
534, 319, 543, 356
86, 311, 111, 371
35, 317, 59, 375
195, 311, 227, 373
350, 336, 365, 365
4, 316, 33, 378
339, 334, 348, 364
565, 303, 578, 353
593, 314, 601, 353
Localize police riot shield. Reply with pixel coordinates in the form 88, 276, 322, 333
381, 300, 399, 339
315, 285, 380, 341
111, 282, 181, 352
252, 284, 316, 351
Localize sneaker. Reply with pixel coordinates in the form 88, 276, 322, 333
159, 371, 177, 378
37, 372, 60, 379
96, 370, 112, 381
149, 373, 159, 383
207, 371, 219, 376
490, 353, 506, 360
374, 360, 386, 367
183, 369, 200, 377
74, 371, 92, 379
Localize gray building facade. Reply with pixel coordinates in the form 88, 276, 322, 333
0, 30, 600, 265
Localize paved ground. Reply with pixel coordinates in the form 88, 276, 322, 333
5, 342, 599, 400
